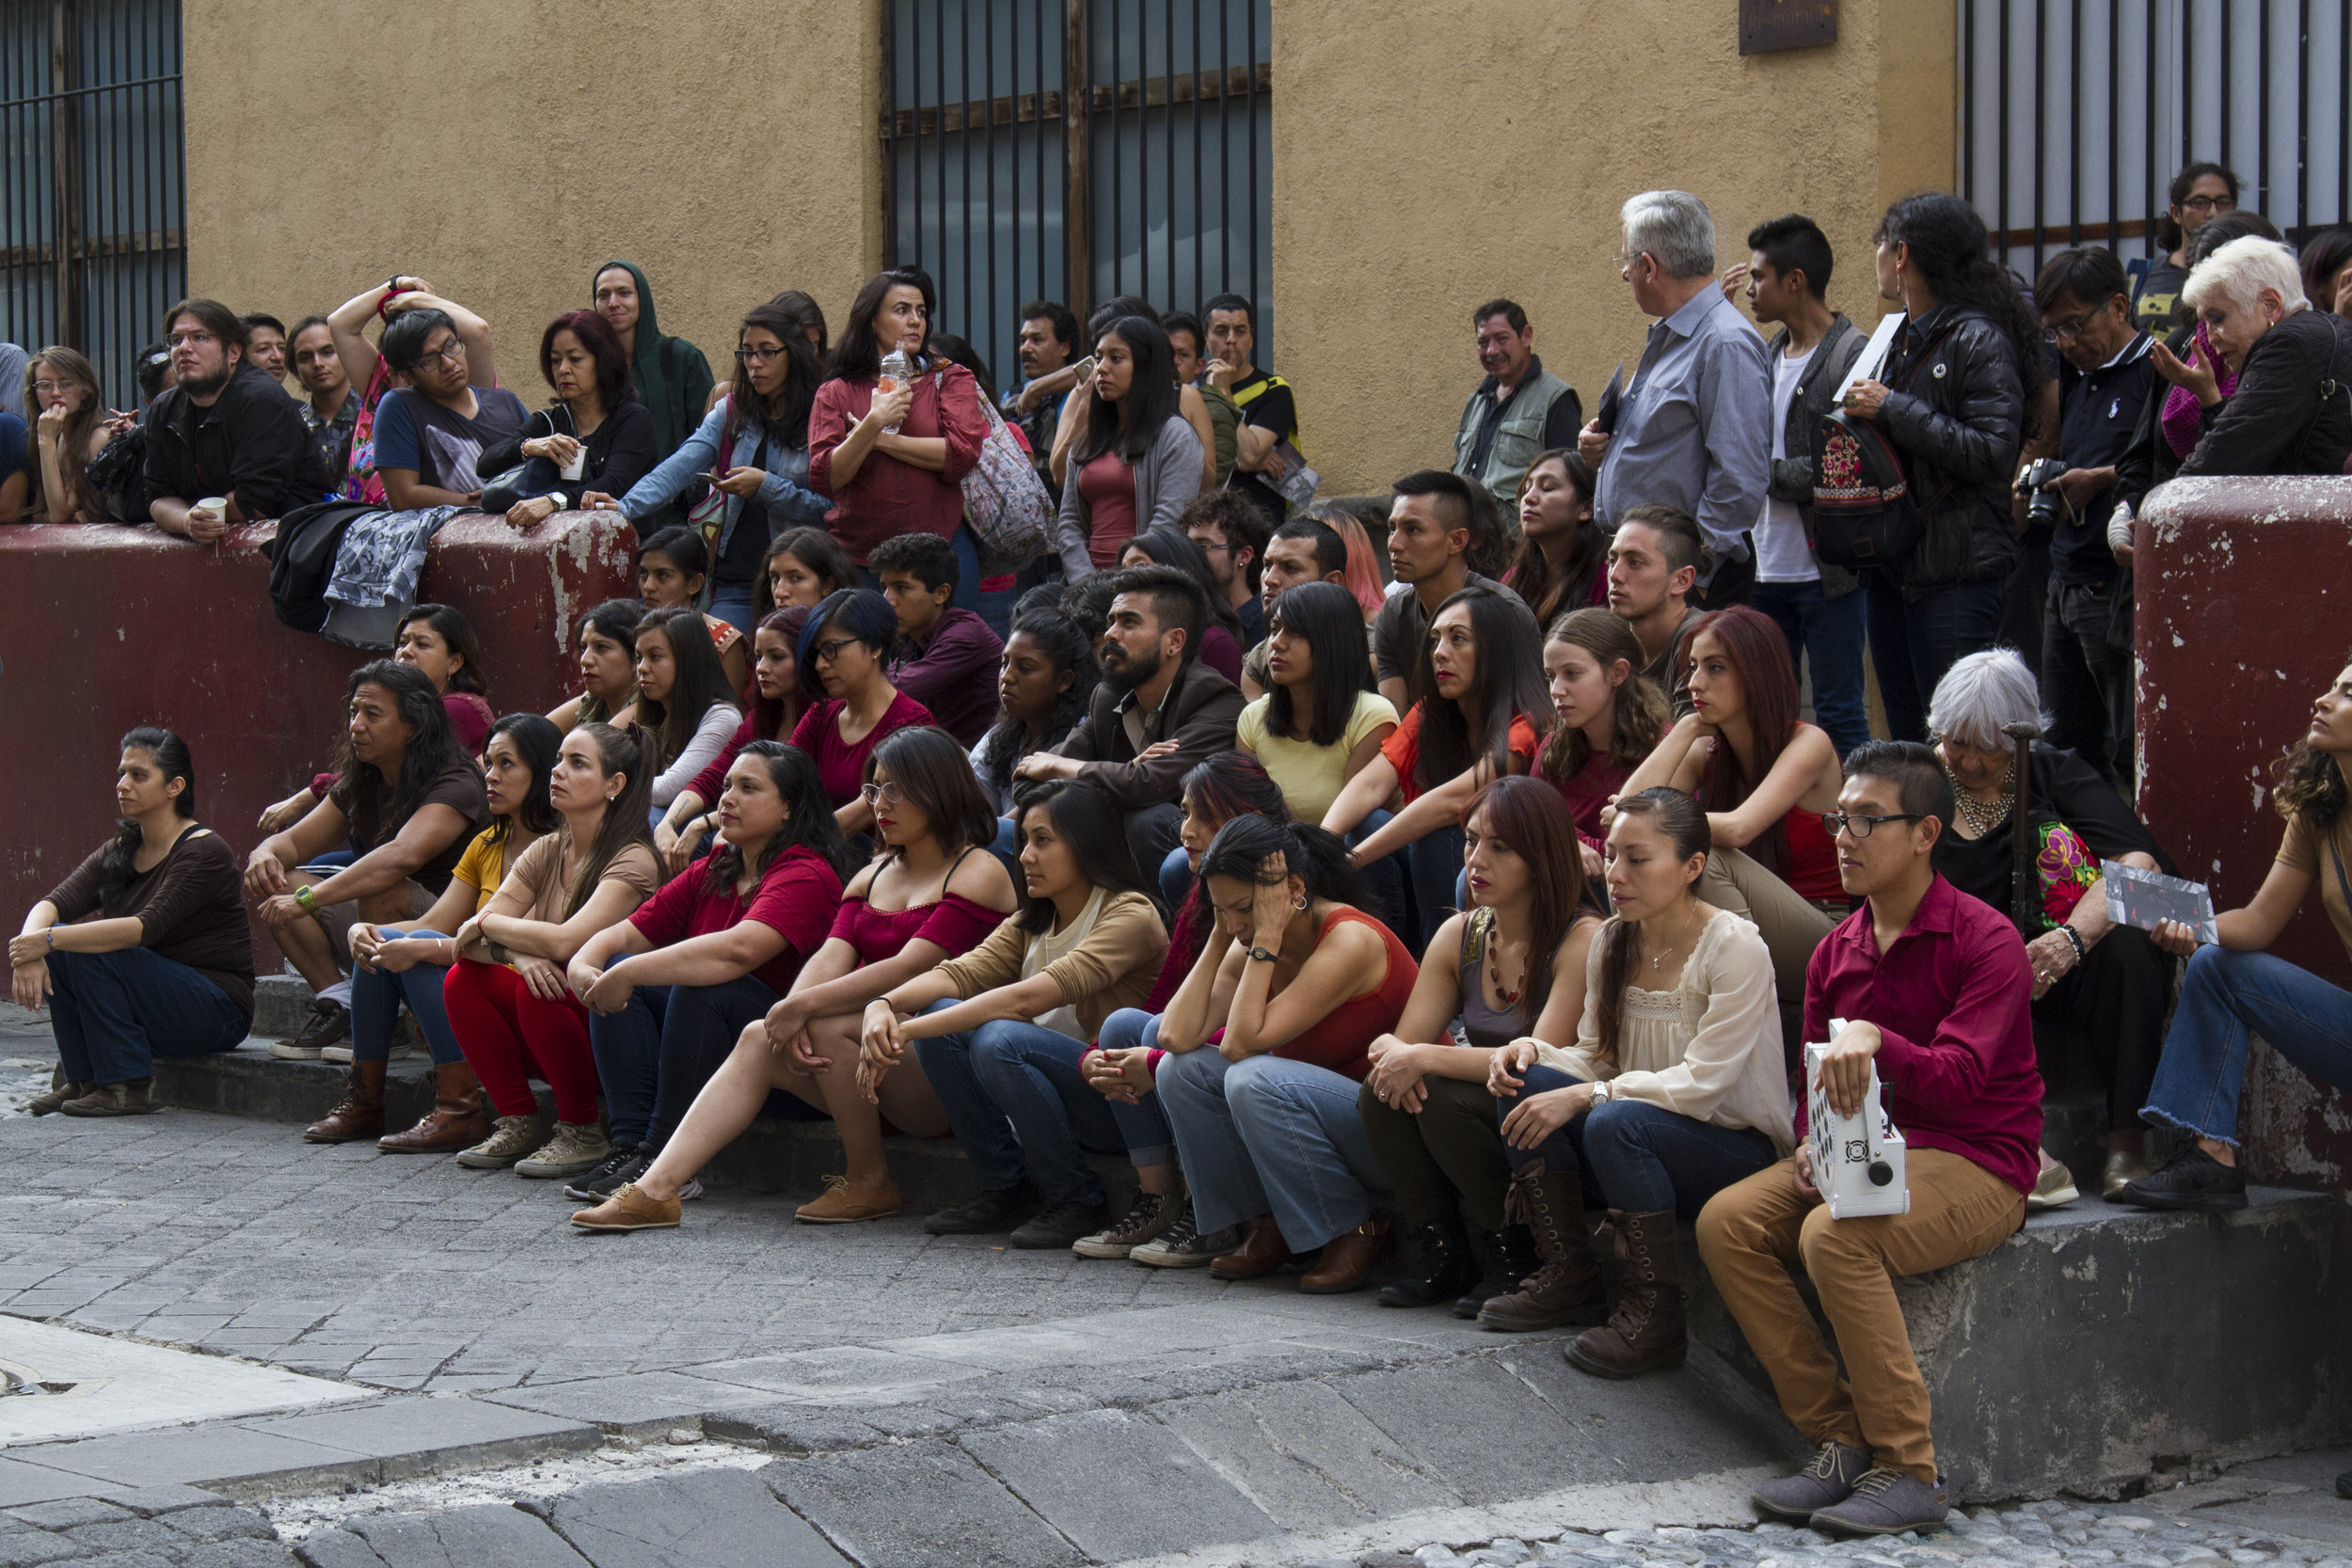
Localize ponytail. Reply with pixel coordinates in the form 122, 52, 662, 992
99, 728, 196, 893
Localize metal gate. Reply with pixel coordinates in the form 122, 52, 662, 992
0, 0, 185, 412
882, 0, 1273, 394
1961, 0, 2352, 279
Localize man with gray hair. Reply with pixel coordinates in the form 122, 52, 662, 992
1581, 190, 1772, 606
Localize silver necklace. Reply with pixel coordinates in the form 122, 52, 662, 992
1946, 760, 2014, 838
1643, 903, 1700, 972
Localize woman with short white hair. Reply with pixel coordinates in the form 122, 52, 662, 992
1924, 649, 2173, 1204
2167, 234, 2352, 476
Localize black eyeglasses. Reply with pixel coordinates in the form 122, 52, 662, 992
736, 344, 787, 363
811, 637, 865, 664
1821, 811, 1926, 840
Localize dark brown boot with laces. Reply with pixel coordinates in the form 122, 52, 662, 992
1565, 1209, 1687, 1377
303, 1062, 387, 1144
1477, 1166, 1606, 1330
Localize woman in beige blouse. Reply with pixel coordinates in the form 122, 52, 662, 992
1484, 786, 1792, 1379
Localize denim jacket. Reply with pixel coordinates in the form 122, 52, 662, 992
617, 396, 830, 561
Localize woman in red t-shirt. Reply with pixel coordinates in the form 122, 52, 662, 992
790, 588, 934, 838
1321, 584, 1552, 947
1534, 608, 1669, 873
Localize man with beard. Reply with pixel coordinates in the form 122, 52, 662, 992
1014, 562, 1244, 877
143, 299, 329, 540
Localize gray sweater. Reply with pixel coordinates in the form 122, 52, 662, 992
1055, 414, 1206, 578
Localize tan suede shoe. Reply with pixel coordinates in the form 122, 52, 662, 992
795, 1175, 901, 1224
570, 1181, 681, 1233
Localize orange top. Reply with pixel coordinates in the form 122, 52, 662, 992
1269, 908, 1421, 1082
1380, 704, 1542, 805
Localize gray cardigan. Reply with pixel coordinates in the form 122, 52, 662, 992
1055, 414, 1205, 578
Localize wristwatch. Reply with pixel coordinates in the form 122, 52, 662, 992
1591, 1081, 1613, 1103
293, 885, 319, 915
1246, 945, 1279, 963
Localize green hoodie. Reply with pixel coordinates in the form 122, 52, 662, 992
593, 259, 716, 461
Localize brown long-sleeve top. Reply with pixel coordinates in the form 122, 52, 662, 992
45, 828, 256, 1023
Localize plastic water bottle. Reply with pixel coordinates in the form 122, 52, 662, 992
878, 350, 912, 435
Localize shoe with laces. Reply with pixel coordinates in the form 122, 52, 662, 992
269, 1000, 349, 1060
454, 1114, 548, 1170
2117, 1144, 2249, 1212
1072, 1189, 1180, 1259
795, 1174, 903, 1224
569, 1181, 681, 1233
515, 1120, 612, 1180
1752, 1440, 1873, 1523
1010, 1198, 1110, 1250
1811, 1466, 1949, 1535
561, 1142, 645, 1201
1130, 1204, 1237, 1268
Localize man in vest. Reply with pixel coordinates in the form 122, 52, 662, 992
1452, 298, 1581, 531
1203, 293, 1300, 528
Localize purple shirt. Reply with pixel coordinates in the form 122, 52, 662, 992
887, 608, 1003, 747
1800, 874, 2044, 1196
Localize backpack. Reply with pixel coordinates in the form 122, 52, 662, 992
1807, 320, 1962, 569
960, 390, 1053, 567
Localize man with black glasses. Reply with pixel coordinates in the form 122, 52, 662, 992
143, 298, 328, 538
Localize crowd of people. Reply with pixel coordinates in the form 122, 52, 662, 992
8, 173, 2352, 1538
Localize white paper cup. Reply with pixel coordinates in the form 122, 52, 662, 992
559, 451, 585, 482
195, 496, 228, 518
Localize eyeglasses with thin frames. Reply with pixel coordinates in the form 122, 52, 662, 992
858, 781, 905, 807
2042, 294, 2123, 343
165, 330, 216, 351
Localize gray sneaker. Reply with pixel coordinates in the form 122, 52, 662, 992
1073, 1189, 1182, 1259
1811, 1466, 1949, 1536
455, 1114, 548, 1170
1751, 1440, 1872, 1523
1130, 1205, 1240, 1268
515, 1121, 613, 1180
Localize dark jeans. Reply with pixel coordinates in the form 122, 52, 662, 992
2142, 945, 2352, 1146
2034, 924, 2168, 1132
1867, 573, 2006, 742
1345, 810, 1414, 945
1999, 527, 2052, 677
953, 523, 1016, 643
1754, 579, 1871, 756
1407, 824, 1467, 950
46, 947, 246, 1086
586, 976, 779, 1146
1122, 803, 1184, 891
1497, 1064, 1777, 1219
2042, 576, 2134, 785
1358, 1074, 1514, 1232
348, 928, 464, 1066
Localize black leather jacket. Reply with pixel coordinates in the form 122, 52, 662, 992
1873, 306, 2026, 593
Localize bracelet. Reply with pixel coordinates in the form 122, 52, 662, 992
42, 927, 56, 948
2057, 925, 2086, 965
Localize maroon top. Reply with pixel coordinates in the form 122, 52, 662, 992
829, 889, 1002, 966
789, 690, 935, 810
685, 709, 764, 811
1800, 874, 2044, 1196
806, 364, 989, 563
628, 845, 843, 995
1534, 748, 1633, 856
886, 608, 1004, 748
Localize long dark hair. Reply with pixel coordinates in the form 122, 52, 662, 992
2276, 660, 2352, 830
772, 289, 829, 355
754, 526, 856, 619
1591, 787, 1710, 1058
482, 713, 563, 844
1685, 606, 1802, 873
1464, 775, 1589, 1026
1266, 582, 1371, 747
1009, 779, 1154, 934
1121, 528, 1242, 644
98, 727, 197, 892
868, 725, 998, 862
1536, 608, 1669, 784
1414, 585, 1554, 793
1875, 192, 2048, 438
730, 298, 823, 449
1508, 449, 1607, 626
1199, 814, 1372, 913
750, 605, 813, 739
1169, 753, 1292, 970
1075, 315, 1182, 466
24, 348, 106, 522
329, 661, 473, 832
704, 739, 862, 893
829, 268, 930, 384
397, 603, 489, 696
634, 607, 740, 769
983, 603, 1097, 798
564, 722, 658, 916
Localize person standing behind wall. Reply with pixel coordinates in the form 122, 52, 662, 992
592, 261, 715, 473
1453, 299, 1581, 529
1201, 293, 1298, 530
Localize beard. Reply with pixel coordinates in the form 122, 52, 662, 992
177, 362, 231, 398
1098, 640, 1164, 696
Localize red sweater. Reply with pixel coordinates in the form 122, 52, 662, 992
807, 364, 988, 564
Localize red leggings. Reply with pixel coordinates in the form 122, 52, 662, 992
441, 959, 600, 1124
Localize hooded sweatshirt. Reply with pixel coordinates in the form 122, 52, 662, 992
593, 260, 716, 463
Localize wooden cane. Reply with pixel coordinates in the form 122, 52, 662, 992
2000, 720, 2042, 931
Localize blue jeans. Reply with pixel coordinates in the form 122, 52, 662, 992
1344, 810, 1414, 944
953, 524, 1014, 643
1407, 824, 1467, 950
348, 928, 464, 1065
45, 947, 246, 1086
1154, 1045, 1391, 1249
708, 583, 759, 636
1866, 573, 2005, 743
969, 1018, 1175, 1204
1496, 1065, 1775, 1219
1754, 579, 1870, 756
1160, 846, 1195, 914
2140, 945, 2352, 1147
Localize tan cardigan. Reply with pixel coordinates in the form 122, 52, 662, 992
931, 890, 1168, 1043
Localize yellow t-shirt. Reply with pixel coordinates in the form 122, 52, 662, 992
448, 829, 516, 918
2277, 811, 2352, 965
1235, 689, 1400, 824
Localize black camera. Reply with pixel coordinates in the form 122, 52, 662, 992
2016, 457, 2069, 528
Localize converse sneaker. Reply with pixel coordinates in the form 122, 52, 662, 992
515, 1120, 612, 1180
1072, 1189, 1181, 1259
561, 1142, 646, 1201
269, 1000, 348, 1060
1130, 1204, 1240, 1268
454, 1114, 548, 1170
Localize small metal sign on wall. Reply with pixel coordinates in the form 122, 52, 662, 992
1740, 0, 1837, 55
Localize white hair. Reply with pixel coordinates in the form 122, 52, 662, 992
1926, 649, 2052, 753
1621, 191, 1717, 280
2183, 234, 2310, 317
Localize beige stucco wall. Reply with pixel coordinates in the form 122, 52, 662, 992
183, 0, 887, 385
1273, 0, 1956, 496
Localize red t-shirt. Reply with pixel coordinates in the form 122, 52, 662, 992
627, 844, 843, 994
1380, 704, 1541, 805
789, 690, 934, 809
1534, 747, 1633, 851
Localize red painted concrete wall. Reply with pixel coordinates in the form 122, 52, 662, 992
2137, 477, 2352, 1187
0, 513, 634, 969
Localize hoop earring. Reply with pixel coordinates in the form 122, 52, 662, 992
1292, 895, 1307, 911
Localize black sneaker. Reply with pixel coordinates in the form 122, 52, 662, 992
563, 1142, 647, 1201
1072, 1189, 1180, 1259
923, 1180, 1039, 1235
2116, 1145, 2248, 1212
1009, 1198, 1110, 1250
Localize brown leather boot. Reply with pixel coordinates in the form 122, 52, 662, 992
1477, 1166, 1607, 1331
1299, 1218, 1390, 1293
1209, 1214, 1293, 1280
303, 1062, 387, 1144
29, 1065, 91, 1117
378, 1060, 491, 1153
1565, 1210, 1687, 1378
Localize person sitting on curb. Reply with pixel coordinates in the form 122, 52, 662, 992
652, 607, 814, 875
548, 600, 644, 733
870, 531, 1004, 748
971, 599, 1097, 819
1696, 740, 2042, 1537
633, 527, 749, 694
13, 729, 253, 1117
790, 588, 936, 839
303, 714, 563, 1150
1534, 609, 1669, 864
755, 527, 857, 620
631, 607, 744, 818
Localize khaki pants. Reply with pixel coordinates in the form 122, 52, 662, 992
1694, 1148, 2025, 1481
1696, 846, 1837, 1015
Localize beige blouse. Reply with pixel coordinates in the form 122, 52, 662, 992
1529, 908, 1794, 1154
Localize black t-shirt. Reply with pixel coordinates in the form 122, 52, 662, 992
1931, 745, 2169, 934
2052, 336, 2155, 586
1225, 369, 1297, 523
332, 758, 490, 894
716, 426, 775, 585
2130, 259, 2188, 336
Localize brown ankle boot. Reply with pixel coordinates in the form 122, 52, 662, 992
378, 1060, 491, 1152
29, 1065, 92, 1117
1477, 1166, 1606, 1331
1565, 1210, 1687, 1377
303, 1062, 387, 1144
1209, 1215, 1293, 1280
1299, 1218, 1390, 1293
